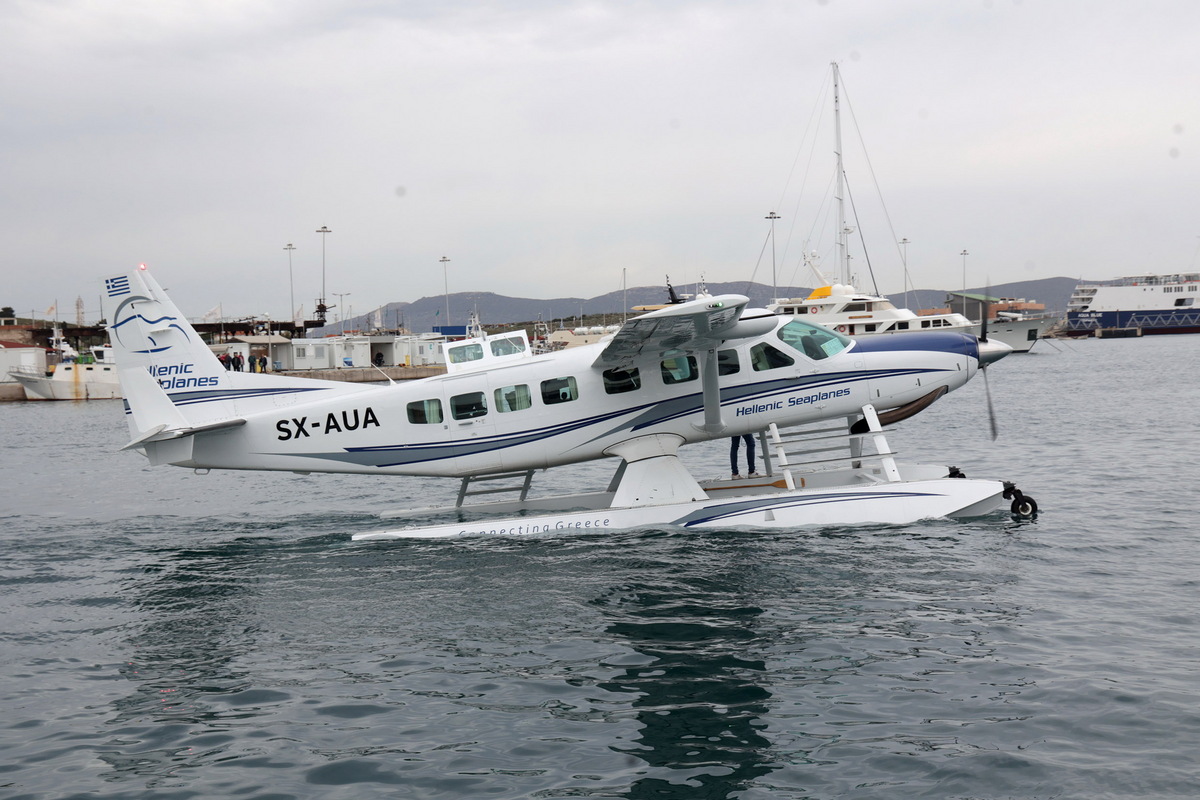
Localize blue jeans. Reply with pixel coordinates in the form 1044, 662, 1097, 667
730, 434, 755, 474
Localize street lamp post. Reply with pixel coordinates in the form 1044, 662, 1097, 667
440, 256, 451, 329
960, 249, 970, 316
765, 211, 781, 299
283, 243, 296, 327
316, 226, 332, 324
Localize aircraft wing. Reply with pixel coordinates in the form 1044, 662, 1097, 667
593, 294, 772, 368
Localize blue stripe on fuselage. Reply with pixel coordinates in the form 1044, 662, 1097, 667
289, 364, 949, 469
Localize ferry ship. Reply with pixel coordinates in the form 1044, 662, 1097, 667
1066, 273, 1200, 335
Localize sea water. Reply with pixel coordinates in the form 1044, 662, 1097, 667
2, 335, 1200, 799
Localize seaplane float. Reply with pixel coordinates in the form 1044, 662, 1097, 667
101, 265, 1037, 540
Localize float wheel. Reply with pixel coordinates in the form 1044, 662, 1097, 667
1011, 495, 1038, 517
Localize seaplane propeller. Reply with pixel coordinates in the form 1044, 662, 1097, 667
979, 298, 1000, 441
979, 295, 1036, 517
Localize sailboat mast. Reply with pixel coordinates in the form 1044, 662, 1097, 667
833, 61, 848, 286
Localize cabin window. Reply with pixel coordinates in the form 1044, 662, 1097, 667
490, 337, 526, 356
864, 324, 877, 332
717, 349, 740, 375
541, 376, 579, 404
660, 356, 699, 384
602, 367, 641, 394
407, 398, 443, 424
844, 303, 868, 312
450, 391, 488, 419
1175, 297, 1194, 307
448, 343, 484, 364
775, 319, 850, 361
896, 321, 909, 330
750, 343, 795, 370
494, 384, 532, 412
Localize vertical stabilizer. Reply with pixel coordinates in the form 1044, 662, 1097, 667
101, 264, 369, 441
102, 265, 232, 435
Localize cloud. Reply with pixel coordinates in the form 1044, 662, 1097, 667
2, 0, 1198, 321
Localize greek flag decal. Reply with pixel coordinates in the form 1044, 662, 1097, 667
106, 276, 130, 297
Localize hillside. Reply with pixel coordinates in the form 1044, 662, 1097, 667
316, 276, 1081, 336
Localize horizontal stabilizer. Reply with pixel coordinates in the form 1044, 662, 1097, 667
120, 424, 168, 451
121, 417, 247, 451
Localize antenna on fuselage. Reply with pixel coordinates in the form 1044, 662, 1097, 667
666, 277, 683, 304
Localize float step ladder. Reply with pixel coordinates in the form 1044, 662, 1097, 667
765, 403, 901, 490
456, 469, 537, 508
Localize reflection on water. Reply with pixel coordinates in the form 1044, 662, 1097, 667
100, 537, 277, 784
592, 536, 775, 797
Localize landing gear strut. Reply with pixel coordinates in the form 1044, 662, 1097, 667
1003, 481, 1038, 518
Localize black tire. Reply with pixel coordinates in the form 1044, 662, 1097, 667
1011, 495, 1038, 517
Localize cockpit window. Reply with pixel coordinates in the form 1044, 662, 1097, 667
777, 319, 851, 360
750, 343, 794, 371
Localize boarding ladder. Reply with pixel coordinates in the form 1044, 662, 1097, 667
456, 469, 537, 508
763, 404, 900, 490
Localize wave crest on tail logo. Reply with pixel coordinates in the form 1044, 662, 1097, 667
110, 297, 191, 354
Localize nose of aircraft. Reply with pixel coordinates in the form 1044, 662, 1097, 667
978, 337, 1013, 365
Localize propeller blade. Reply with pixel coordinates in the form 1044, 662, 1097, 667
982, 365, 999, 440
980, 280, 998, 439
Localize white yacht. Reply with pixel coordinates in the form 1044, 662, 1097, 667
766, 63, 1025, 350
769, 280, 976, 338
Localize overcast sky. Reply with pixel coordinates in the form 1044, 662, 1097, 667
3, 0, 1197, 323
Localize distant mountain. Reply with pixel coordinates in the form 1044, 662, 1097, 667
314, 276, 1082, 336
885, 277, 1080, 315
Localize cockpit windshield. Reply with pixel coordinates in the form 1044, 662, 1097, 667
776, 319, 851, 360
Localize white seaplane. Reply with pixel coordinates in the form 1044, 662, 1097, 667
102, 264, 1034, 540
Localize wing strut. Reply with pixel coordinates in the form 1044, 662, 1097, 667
697, 348, 725, 434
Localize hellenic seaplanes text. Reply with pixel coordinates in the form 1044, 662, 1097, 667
734, 387, 850, 416
148, 363, 219, 390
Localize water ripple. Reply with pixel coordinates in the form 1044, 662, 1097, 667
3, 338, 1200, 797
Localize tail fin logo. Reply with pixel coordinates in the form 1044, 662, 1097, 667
111, 302, 190, 354
105, 276, 131, 297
